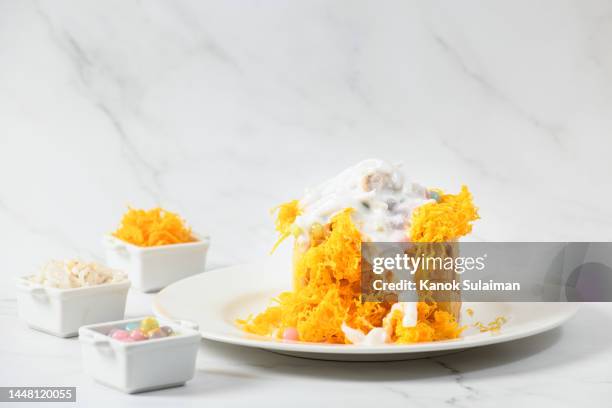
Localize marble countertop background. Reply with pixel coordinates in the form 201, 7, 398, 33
1, 1, 611, 406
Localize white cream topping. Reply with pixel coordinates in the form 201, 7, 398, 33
389, 301, 418, 327
341, 302, 418, 345
29, 260, 127, 289
293, 159, 433, 247
341, 323, 389, 346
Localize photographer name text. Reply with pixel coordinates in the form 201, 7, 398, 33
372, 279, 521, 291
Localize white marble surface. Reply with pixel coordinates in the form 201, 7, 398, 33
1, 0, 612, 406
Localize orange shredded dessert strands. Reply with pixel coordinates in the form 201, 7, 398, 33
270, 200, 301, 253
410, 186, 479, 242
474, 316, 507, 333
112, 207, 196, 247
237, 186, 479, 344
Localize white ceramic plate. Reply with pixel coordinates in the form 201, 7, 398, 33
153, 258, 580, 361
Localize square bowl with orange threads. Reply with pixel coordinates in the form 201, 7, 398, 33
104, 208, 210, 293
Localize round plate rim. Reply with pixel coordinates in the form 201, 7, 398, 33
152, 263, 580, 355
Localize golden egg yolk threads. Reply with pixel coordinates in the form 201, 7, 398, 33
113, 207, 195, 247
238, 187, 478, 344
411, 186, 479, 242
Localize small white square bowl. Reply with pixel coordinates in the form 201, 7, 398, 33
16, 277, 130, 338
104, 233, 210, 293
79, 318, 201, 393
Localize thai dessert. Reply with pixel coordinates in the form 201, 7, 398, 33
238, 159, 478, 344
29, 260, 127, 289
112, 207, 196, 247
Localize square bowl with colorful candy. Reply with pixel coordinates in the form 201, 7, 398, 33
104, 207, 210, 293
16, 260, 130, 337
78, 316, 201, 394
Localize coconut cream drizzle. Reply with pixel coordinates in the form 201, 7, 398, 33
340, 302, 418, 345
341, 324, 389, 346
293, 159, 433, 247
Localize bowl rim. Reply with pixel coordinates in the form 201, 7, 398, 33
78, 316, 201, 349
16, 275, 131, 295
103, 233, 210, 253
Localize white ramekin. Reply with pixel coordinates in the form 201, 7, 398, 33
16, 277, 130, 338
103, 234, 210, 293
79, 317, 201, 393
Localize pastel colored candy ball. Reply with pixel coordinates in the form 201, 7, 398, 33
140, 317, 159, 333
125, 322, 140, 331
149, 328, 167, 339
109, 321, 178, 342
282, 327, 299, 341
129, 329, 148, 341
160, 326, 174, 336
110, 329, 130, 341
